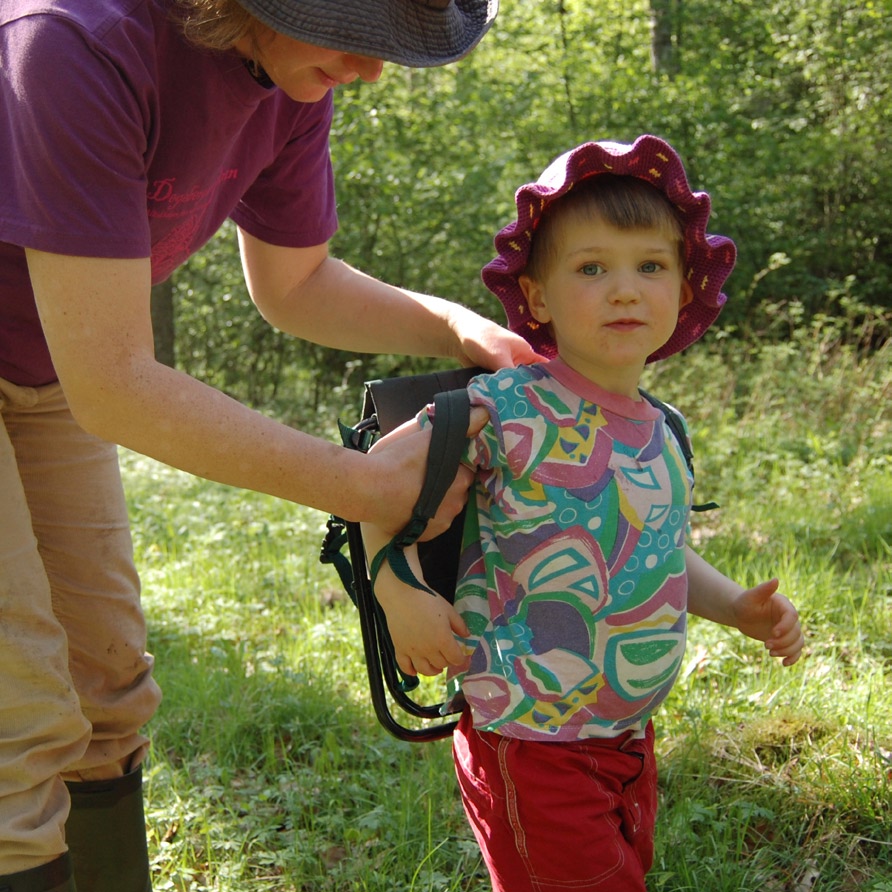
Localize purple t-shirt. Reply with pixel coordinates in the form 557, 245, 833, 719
0, 0, 339, 385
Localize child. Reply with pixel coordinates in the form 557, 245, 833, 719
362, 135, 805, 892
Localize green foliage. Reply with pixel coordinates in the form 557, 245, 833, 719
328, 0, 892, 324
125, 321, 892, 890
167, 1, 891, 409
167, 220, 357, 425
642, 299, 892, 565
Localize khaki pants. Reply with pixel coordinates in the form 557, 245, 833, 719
0, 378, 161, 874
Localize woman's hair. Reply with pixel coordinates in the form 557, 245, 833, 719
173, 0, 264, 51
524, 174, 686, 283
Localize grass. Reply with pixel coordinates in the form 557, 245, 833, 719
125, 325, 892, 891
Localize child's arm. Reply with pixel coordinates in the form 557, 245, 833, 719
360, 522, 470, 677
685, 546, 805, 666
361, 413, 475, 678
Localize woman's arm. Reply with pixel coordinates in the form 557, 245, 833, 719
25, 249, 473, 535
237, 229, 541, 369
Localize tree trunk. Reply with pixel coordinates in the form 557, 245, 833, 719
150, 279, 176, 368
649, 0, 681, 77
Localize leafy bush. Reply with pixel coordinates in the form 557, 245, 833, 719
162, 0, 891, 414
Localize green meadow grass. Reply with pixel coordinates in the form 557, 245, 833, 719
126, 332, 892, 891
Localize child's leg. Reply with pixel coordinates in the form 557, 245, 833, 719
453, 710, 656, 892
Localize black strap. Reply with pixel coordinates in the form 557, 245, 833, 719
639, 388, 718, 512
369, 388, 471, 593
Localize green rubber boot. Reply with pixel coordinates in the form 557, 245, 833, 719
0, 854, 75, 892
64, 766, 151, 892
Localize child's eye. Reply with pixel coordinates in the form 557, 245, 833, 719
640, 261, 663, 273
580, 263, 604, 276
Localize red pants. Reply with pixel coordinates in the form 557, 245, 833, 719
453, 711, 657, 892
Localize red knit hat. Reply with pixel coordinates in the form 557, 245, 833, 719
482, 135, 737, 362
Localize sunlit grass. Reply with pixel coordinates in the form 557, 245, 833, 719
126, 328, 892, 891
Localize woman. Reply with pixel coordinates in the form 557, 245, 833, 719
0, 1, 535, 889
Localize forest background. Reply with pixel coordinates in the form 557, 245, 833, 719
151, 0, 892, 421
134, 2, 892, 888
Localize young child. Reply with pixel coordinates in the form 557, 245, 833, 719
362, 135, 805, 892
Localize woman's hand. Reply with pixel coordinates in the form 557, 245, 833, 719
362, 407, 487, 540
447, 304, 544, 370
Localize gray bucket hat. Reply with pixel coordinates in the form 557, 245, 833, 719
234, 0, 499, 67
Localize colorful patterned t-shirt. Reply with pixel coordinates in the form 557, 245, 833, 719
443, 360, 692, 742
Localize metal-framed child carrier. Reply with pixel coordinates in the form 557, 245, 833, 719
320, 367, 712, 742
320, 367, 481, 742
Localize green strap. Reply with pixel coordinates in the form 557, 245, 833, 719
319, 516, 357, 605
370, 388, 471, 596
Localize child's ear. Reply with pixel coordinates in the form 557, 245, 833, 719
679, 280, 694, 309
519, 275, 551, 323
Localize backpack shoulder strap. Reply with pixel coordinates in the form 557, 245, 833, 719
370, 387, 472, 593
639, 388, 693, 473
638, 388, 718, 513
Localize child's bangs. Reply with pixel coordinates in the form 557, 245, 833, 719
525, 174, 686, 281
572, 175, 684, 242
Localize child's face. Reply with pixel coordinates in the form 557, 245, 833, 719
519, 215, 692, 396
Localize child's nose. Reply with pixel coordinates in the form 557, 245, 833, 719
609, 270, 641, 303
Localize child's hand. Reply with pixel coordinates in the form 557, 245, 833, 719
730, 578, 805, 666
374, 570, 471, 678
